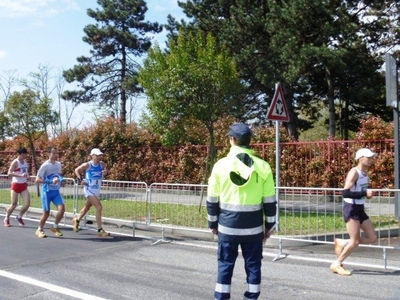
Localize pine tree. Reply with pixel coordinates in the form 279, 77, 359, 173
63, 0, 162, 124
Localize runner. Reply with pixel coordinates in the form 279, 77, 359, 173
4, 147, 31, 227
73, 148, 110, 237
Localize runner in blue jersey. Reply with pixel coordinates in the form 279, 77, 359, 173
73, 148, 110, 237
34, 147, 65, 238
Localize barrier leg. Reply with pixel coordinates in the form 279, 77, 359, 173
272, 238, 288, 261
383, 248, 387, 269
151, 227, 171, 246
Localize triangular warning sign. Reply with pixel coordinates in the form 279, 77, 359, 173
267, 83, 290, 122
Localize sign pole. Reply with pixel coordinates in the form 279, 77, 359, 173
275, 120, 280, 230
267, 82, 290, 232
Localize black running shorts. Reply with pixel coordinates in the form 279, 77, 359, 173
343, 202, 369, 224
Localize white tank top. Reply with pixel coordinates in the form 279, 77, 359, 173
343, 167, 368, 205
11, 159, 28, 184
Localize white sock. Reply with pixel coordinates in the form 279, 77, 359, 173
334, 260, 342, 266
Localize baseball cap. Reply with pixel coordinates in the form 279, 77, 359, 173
227, 123, 252, 140
355, 148, 377, 160
90, 148, 103, 155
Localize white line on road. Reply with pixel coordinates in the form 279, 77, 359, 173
0, 269, 107, 300
170, 240, 400, 271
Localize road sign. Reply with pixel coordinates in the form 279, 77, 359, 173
267, 83, 290, 122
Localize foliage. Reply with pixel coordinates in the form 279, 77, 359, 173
0, 90, 58, 140
0, 89, 59, 171
139, 30, 244, 179
170, 1, 399, 140
62, 0, 162, 124
139, 31, 243, 142
0, 115, 395, 189
355, 116, 395, 140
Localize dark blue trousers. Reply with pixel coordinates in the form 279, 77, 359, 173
215, 240, 263, 300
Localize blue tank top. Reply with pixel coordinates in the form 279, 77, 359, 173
85, 162, 103, 190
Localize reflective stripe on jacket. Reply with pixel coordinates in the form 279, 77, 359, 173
207, 146, 276, 242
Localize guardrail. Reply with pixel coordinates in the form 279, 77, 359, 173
275, 187, 400, 268
0, 176, 398, 268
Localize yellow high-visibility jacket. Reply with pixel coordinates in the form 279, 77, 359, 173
207, 146, 276, 242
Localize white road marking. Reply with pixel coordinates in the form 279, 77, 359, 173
170, 240, 400, 271
0, 269, 107, 300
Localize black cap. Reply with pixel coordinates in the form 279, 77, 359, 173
227, 123, 252, 140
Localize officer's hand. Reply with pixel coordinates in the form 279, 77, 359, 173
211, 228, 218, 235
263, 227, 275, 241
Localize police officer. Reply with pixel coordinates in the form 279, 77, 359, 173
207, 123, 276, 300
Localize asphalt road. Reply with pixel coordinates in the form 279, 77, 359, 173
0, 214, 400, 300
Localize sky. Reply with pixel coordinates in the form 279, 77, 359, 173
0, 0, 187, 127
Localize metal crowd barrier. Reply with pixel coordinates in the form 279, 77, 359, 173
0, 175, 399, 268
75, 179, 149, 227
148, 183, 208, 227
275, 187, 400, 268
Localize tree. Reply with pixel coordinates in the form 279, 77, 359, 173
173, 0, 301, 138
264, 0, 394, 138
20, 64, 80, 135
171, 0, 399, 139
0, 89, 59, 172
139, 30, 244, 178
63, 0, 162, 124
0, 70, 18, 108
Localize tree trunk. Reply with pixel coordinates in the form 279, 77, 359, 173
203, 124, 216, 184
199, 124, 216, 211
340, 97, 349, 140
28, 140, 41, 197
120, 48, 127, 124
120, 89, 127, 124
326, 68, 336, 138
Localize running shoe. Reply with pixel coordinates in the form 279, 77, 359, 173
72, 217, 80, 232
330, 263, 351, 276
50, 227, 63, 237
334, 238, 344, 257
97, 228, 110, 237
16, 216, 25, 226
36, 229, 47, 238
4, 218, 10, 227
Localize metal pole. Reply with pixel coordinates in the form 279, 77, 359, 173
275, 120, 280, 230
385, 53, 399, 218
395, 101, 400, 219
393, 58, 400, 219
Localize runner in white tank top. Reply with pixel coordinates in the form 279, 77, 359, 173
342, 167, 368, 205
330, 148, 378, 276
5, 147, 31, 227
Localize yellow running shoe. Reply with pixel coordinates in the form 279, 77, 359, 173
72, 218, 80, 232
35, 229, 47, 238
97, 228, 110, 237
50, 227, 63, 237
330, 263, 351, 276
